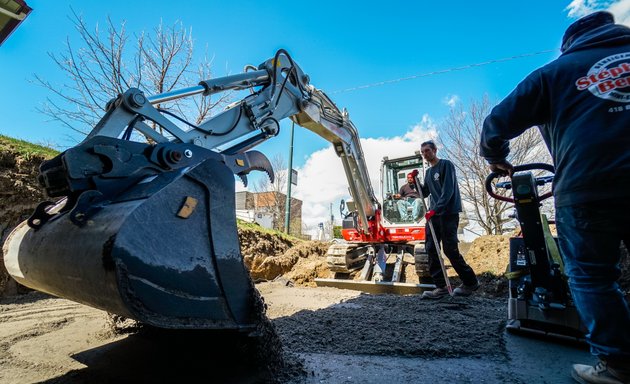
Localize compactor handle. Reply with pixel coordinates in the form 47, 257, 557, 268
485, 163, 555, 203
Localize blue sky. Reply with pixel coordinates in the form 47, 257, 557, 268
1, 1, 574, 152
0, 0, 625, 234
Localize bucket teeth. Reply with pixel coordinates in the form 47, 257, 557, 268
223, 151, 274, 185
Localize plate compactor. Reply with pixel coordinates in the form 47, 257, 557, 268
486, 163, 586, 340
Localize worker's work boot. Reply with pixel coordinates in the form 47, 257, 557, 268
571, 360, 630, 384
421, 287, 449, 299
453, 280, 480, 297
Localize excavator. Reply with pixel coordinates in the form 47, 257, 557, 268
3, 50, 433, 332
316, 153, 435, 293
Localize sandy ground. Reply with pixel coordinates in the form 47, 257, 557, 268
0, 281, 593, 384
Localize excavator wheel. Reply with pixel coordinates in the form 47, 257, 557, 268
325, 243, 370, 273
3, 156, 260, 330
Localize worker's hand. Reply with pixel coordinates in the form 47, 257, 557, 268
393, 193, 401, 199
489, 161, 514, 178
425, 210, 436, 221
411, 169, 419, 177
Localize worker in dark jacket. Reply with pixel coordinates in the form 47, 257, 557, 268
479, 11, 630, 384
419, 140, 479, 299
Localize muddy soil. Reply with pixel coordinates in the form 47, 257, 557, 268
0, 283, 509, 384
0, 281, 599, 384
267, 289, 505, 358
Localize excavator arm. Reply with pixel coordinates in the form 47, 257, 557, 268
292, 88, 378, 234
3, 50, 379, 329
37, 50, 378, 232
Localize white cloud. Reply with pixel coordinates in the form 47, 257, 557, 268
443, 94, 460, 108
607, 0, 630, 25
566, 0, 598, 17
403, 114, 438, 141
235, 180, 248, 192
565, 0, 630, 26
291, 116, 438, 237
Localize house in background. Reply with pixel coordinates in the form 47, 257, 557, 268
235, 191, 303, 235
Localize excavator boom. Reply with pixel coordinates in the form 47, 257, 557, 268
3, 50, 384, 329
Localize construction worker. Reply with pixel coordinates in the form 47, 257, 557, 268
418, 140, 479, 299
479, 11, 630, 384
393, 172, 423, 221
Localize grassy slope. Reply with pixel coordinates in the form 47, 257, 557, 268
237, 219, 303, 243
0, 135, 59, 159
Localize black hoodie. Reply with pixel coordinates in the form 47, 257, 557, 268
480, 23, 630, 207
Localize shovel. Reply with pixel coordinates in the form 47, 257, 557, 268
413, 171, 454, 296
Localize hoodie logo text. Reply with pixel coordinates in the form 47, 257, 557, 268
575, 52, 630, 102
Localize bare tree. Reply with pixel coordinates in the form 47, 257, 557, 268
438, 95, 551, 235
35, 10, 230, 139
253, 153, 290, 231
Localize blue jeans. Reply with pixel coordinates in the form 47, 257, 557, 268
397, 198, 422, 220
556, 200, 630, 365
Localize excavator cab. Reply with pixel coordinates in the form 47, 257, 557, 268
381, 153, 426, 225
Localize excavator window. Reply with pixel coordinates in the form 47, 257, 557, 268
380, 155, 425, 225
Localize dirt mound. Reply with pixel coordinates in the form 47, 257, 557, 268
240, 229, 329, 283
239, 227, 296, 277
465, 235, 511, 276
0, 147, 50, 296
281, 242, 330, 286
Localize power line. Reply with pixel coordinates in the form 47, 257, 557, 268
330, 49, 557, 94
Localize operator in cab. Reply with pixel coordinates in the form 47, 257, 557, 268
393, 172, 422, 221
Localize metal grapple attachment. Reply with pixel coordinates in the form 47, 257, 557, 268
3, 137, 273, 330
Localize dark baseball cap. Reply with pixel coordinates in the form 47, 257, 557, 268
561, 11, 615, 52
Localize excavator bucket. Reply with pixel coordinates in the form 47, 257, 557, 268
3, 156, 259, 330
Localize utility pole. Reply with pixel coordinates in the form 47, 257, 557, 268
284, 122, 295, 234
330, 202, 334, 240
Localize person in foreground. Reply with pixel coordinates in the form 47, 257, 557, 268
479, 11, 630, 384
418, 140, 479, 299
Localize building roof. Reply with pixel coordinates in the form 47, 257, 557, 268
0, 0, 32, 46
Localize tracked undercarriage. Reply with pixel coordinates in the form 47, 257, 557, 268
314, 241, 434, 294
